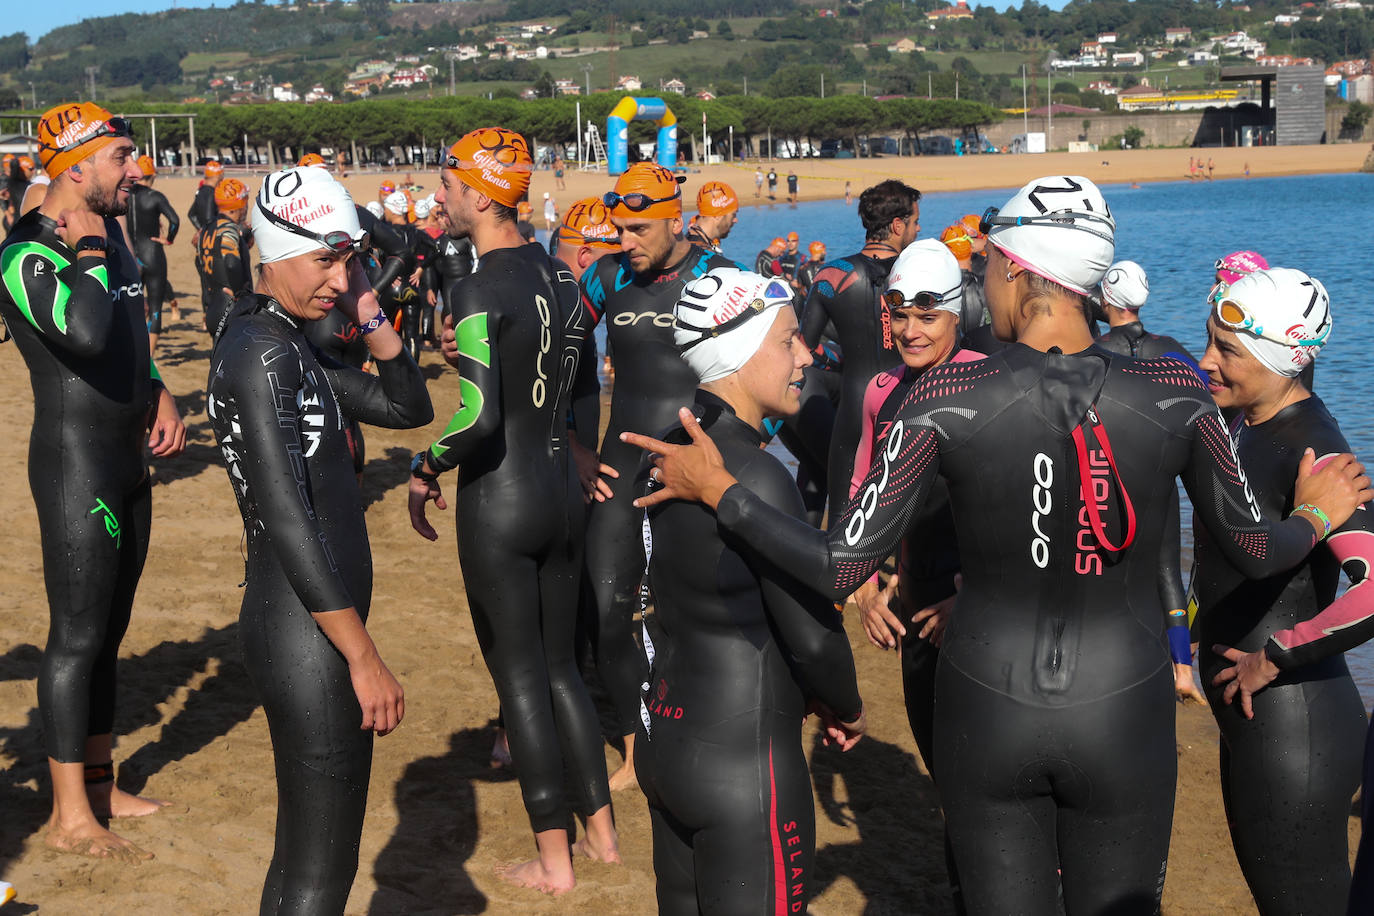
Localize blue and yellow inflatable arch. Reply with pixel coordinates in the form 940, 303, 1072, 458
607, 96, 678, 175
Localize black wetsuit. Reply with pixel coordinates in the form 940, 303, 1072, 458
0, 211, 159, 763
707, 344, 1327, 916
427, 231, 475, 303
424, 242, 610, 834
187, 181, 216, 233
958, 258, 988, 337
580, 243, 741, 739
1097, 320, 1201, 375
1193, 398, 1373, 916
126, 183, 179, 335
195, 215, 252, 345
208, 295, 431, 915
355, 205, 407, 295
755, 249, 781, 278
640, 391, 862, 915
379, 221, 424, 362
778, 250, 800, 286
801, 250, 901, 526
304, 309, 371, 476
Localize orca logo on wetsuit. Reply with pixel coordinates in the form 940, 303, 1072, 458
612, 311, 674, 328
1031, 452, 1054, 568
532, 294, 552, 408
844, 420, 904, 547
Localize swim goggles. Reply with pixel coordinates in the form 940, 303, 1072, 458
42, 117, 132, 156
979, 205, 1115, 245
1212, 295, 1330, 348
882, 282, 963, 311
602, 188, 682, 212
255, 199, 367, 255
676, 279, 793, 354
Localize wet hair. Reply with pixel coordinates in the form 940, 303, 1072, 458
859, 180, 922, 242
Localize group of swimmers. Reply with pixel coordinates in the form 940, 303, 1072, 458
3, 98, 1374, 916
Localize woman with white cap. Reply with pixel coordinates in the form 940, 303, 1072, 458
1192, 268, 1374, 916
625, 176, 1372, 914
638, 266, 865, 915
207, 165, 433, 914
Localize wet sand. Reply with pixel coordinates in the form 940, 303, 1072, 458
0, 159, 1361, 913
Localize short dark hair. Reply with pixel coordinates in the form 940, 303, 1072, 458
491, 200, 518, 224
859, 180, 922, 242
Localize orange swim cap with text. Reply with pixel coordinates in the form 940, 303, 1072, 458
608, 162, 683, 220
214, 177, 249, 211
557, 197, 620, 250
696, 180, 738, 217
444, 127, 533, 209
36, 102, 129, 179
204, 160, 223, 180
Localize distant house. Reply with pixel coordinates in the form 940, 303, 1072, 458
390, 68, 429, 88
272, 83, 300, 102
925, 0, 974, 21
691, 30, 710, 40
1113, 51, 1145, 67
1098, 32, 1117, 44
1254, 54, 1316, 67
1274, 14, 1302, 23
554, 79, 580, 96
357, 59, 393, 75
1164, 27, 1192, 43
696, 90, 716, 101
1087, 80, 1118, 95
616, 75, 642, 91
888, 38, 919, 54
1187, 50, 1219, 66
304, 84, 334, 103
817, 8, 837, 16
662, 78, 686, 94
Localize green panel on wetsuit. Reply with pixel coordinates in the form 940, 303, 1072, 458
429, 312, 491, 461
454, 312, 490, 367
431, 378, 484, 460
0, 240, 81, 334
150, 359, 163, 383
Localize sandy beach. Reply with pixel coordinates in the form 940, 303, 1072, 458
0, 149, 1362, 913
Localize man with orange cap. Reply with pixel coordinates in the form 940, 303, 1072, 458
127, 154, 181, 351
187, 158, 222, 233
755, 236, 785, 278
408, 127, 620, 894
939, 216, 992, 340
0, 101, 185, 863
195, 177, 253, 343
686, 180, 738, 255
577, 161, 741, 793
798, 240, 827, 295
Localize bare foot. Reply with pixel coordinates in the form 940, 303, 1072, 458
45, 816, 153, 863
607, 761, 638, 792
494, 858, 574, 895
89, 785, 168, 819
571, 833, 622, 864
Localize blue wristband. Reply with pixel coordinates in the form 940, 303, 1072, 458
1168, 623, 1192, 665
358, 310, 387, 336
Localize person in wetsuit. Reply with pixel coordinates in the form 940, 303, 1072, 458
684, 180, 738, 255
627, 175, 1374, 916
209, 166, 431, 913
186, 159, 221, 233
195, 178, 254, 346
378, 190, 426, 362
754, 236, 784, 277
579, 161, 741, 791
408, 129, 619, 894
640, 267, 865, 915
127, 155, 180, 352
938, 215, 990, 338
778, 231, 803, 291
801, 179, 921, 525
1189, 268, 1373, 916
1, 102, 186, 862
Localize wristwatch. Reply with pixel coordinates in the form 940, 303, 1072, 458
410, 450, 438, 483
75, 236, 107, 254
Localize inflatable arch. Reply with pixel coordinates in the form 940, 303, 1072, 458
606, 96, 678, 175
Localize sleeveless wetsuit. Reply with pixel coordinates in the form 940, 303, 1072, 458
187, 182, 216, 233
579, 243, 741, 738
800, 251, 901, 526
126, 183, 179, 335
0, 210, 160, 762
423, 242, 611, 834
208, 295, 431, 914
708, 344, 1326, 916
640, 391, 862, 916
1193, 397, 1374, 916
195, 214, 252, 345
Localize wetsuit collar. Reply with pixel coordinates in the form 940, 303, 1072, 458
693, 389, 764, 448
257, 294, 305, 331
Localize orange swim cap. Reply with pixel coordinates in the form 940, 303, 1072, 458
444, 126, 533, 209
959, 213, 985, 239
556, 197, 620, 250
18, 155, 35, 174
770, 237, 785, 249
214, 177, 249, 211
36, 102, 130, 179
379, 179, 396, 195
940, 224, 973, 261
696, 181, 738, 217
204, 159, 223, 179
607, 162, 683, 220
786, 231, 799, 242
137, 154, 155, 177
298, 153, 325, 168
517, 200, 533, 219
808, 241, 826, 260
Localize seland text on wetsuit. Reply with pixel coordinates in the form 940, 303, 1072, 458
207, 295, 431, 914
126, 182, 179, 335
195, 214, 252, 345
707, 344, 1328, 916
0, 209, 161, 763
579, 243, 741, 738
1193, 397, 1374, 916
801, 251, 902, 526
423, 241, 611, 834
640, 391, 862, 916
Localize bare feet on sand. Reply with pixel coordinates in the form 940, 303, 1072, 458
88, 784, 168, 819
494, 857, 575, 895
571, 833, 622, 864
607, 761, 638, 792
44, 815, 153, 863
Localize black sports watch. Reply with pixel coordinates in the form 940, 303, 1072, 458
75, 236, 107, 254
410, 450, 438, 483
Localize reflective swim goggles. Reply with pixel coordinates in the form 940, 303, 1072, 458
255, 199, 366, 254
602, 188, 681, 212
882, 282, 963, 311
43, 117, 133, 156
1213, 295, 1330, 348
676, 280, 792, 354
979, 205, 1115, 245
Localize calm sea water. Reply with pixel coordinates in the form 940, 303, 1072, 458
588, 172, 1374, 702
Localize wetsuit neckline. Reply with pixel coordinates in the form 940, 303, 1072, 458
257, 295, 305, 331
694, 389, 763, 447
899, 343, 963, 384
1245, 392, 1322, 430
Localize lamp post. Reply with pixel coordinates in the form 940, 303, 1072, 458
582, 63, 592, 96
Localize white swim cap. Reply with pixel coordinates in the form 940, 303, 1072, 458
1100, 260, 1149, 310
986, 175, 1115, 296
1216, 267, 1331, 378
674, 267, 795, 384
383, 190, 409, 216
365, 200, 384, 220
414, 194, 435, 220
886, 239, 964, 317
251, 166, 364, 264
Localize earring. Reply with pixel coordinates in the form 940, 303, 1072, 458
1006, 270, 1015, 282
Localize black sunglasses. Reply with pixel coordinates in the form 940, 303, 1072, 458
882, 282, 964, 311
255, 199, 365, 254
603, 188, 682, 212
43, 117, 133, 156
979, 205, 1114, 244
676, 280, 793, 354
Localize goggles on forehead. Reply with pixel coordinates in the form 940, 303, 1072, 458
1213, 295, 1330, 348
43, 117, 133, 156
603, 188, 681, 212
979, 205, 1114, 245
882, 281, 964, 312
255, 199, 366, 255
676, 280, 793, 354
